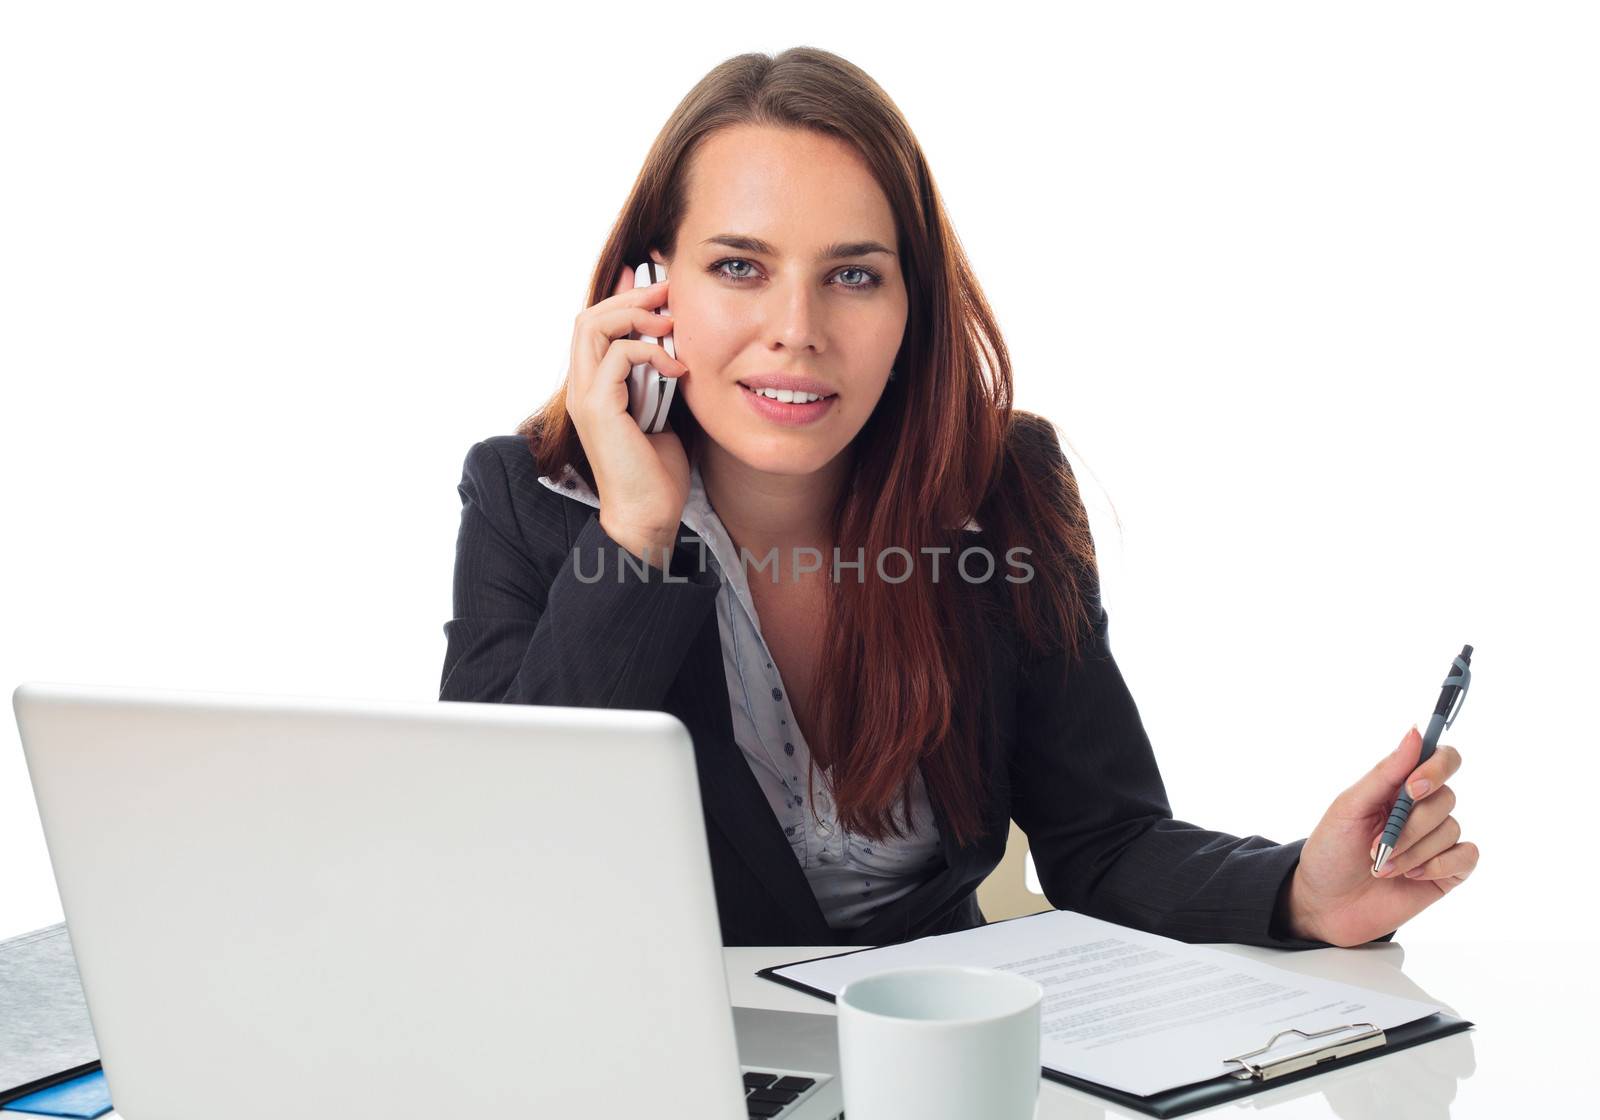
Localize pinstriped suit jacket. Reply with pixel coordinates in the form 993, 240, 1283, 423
438, 427, 1397, 950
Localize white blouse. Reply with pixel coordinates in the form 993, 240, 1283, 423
537, 457, 949, 931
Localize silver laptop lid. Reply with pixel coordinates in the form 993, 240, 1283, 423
12, 681, 750, 1119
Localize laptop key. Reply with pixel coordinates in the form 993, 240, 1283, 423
746, 1101, 785, 1118
770, 1075, 815, 1092
744, 1071, 778, 1089
749, 1088, 801, 1104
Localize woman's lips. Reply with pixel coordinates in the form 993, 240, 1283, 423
738, 382, 838, 426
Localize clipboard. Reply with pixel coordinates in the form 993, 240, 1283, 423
757, 947, 1474, 1118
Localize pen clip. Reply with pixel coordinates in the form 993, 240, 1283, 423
1442, 656, 1472, 729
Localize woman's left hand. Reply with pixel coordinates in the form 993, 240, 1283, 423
1284, 725, 1480, 947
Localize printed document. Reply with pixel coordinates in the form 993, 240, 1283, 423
766, 909, 1443, 1096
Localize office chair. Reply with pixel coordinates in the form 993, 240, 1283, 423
974, 820, 1048, 922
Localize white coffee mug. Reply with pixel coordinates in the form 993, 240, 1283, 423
836, 965, 1044, 1120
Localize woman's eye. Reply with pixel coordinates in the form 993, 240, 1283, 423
713, 258, 758, 281
836, 266, 881, 289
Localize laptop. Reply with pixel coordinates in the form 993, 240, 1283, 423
12, 681, 844, 1119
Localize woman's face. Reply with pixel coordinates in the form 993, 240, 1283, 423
654, 124, 908, 476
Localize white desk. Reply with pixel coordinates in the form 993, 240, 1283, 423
23, 938, 1585, 1119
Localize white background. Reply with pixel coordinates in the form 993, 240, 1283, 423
2, 1, 1594, 950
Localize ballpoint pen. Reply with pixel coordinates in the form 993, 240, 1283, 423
1373, 644, 1474, 875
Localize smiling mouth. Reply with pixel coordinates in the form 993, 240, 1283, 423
738, 383, 839, 402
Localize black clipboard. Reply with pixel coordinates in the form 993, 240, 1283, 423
757, 943, 1474, 1118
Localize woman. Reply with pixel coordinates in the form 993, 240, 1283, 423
439, 47, 1476, 948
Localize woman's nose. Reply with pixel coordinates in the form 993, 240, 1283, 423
760, 278, 824, 353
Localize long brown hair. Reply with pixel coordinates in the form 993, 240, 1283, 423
518, 46, 1099, 849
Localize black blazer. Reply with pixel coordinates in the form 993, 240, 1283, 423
439, 429, 1396, 950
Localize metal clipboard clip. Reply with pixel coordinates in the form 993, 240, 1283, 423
1223, 1022, 1387, 1081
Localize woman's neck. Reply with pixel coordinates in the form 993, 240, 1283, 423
698, 440, 850, 564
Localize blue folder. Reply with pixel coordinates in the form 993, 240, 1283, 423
1, 1070, 112, 1119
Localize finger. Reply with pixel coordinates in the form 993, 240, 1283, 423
572, 304, 684, 400
588, 304, 678, 344
583, 339, 686, 412
1347, 725, 1425, 808
606, 275, 668, 311
1400, 841, 1479, 889
1375, 813, 1461, 877
572, 271, 645, 382
1371, 784, 1457, 860
576, 305, 680, 376
1404, 744, 1462, 801
583, 273, 668, 326
579, 281, 670, 361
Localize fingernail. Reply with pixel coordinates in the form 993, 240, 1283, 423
1370, 843, 1378, 860
1381, 862, 1404, 876
1392, 726, 1415, 758
1409, 778, 1431, 798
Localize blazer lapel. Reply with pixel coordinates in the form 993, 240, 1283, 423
664, 569, 836, 945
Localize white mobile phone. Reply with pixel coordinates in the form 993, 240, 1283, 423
626, 260, 677, 433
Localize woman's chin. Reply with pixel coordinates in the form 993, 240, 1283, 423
700, 425, 846, 475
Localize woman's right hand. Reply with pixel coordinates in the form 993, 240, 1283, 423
564, 266, 691, 563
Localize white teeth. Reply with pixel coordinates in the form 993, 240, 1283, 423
750, 386, 826, 403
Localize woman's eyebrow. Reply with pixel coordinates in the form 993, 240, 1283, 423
700, 233, 897, 260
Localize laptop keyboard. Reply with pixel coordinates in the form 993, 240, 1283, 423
741, 1068, 821, 1117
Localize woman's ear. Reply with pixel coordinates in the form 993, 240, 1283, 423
650, 248, 669, 268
